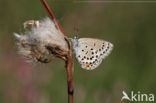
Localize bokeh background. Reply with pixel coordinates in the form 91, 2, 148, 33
0, 0, 156, 103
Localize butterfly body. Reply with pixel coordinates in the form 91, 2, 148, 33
72, 37, 113, 70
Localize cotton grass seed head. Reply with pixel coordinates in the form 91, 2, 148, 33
14, 17, 69, 63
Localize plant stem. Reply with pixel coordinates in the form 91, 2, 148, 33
40, 0, 66, 36
66, 42, 74, 103
40, 0, 74, 103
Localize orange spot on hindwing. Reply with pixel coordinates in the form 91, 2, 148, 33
84, 63, 91, 66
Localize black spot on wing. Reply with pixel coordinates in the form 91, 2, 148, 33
96, 55, 98, 58
94, 43, 96, 46
95, 50, 98, 54
85, 51, 88, 54
92, 52, 94, 55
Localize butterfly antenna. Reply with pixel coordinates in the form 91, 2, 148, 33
74, 26, 79, 40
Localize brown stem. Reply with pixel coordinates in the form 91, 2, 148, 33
66, 41, 74, 103
40, 0, 74, 103
40, 0, 66, 36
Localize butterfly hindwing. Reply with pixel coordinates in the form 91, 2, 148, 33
74, 38, 113, 70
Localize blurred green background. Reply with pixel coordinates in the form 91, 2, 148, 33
0, 0, 156, 103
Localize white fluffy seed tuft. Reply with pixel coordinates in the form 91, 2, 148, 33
14, 17, 68, 62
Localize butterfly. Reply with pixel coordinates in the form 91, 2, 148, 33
71, 36, 113, 70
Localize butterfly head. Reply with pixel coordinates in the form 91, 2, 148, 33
71, 35, 79, 48
71, 27, 79, 48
